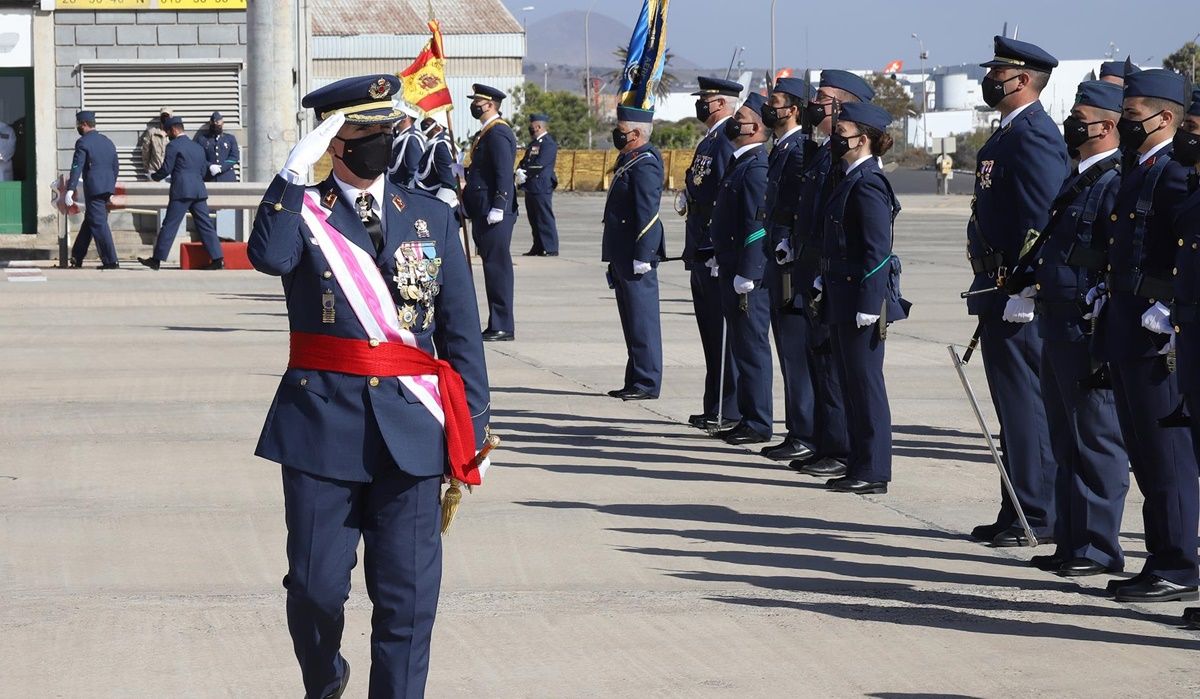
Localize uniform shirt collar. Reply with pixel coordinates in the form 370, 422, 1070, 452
481, 113, 501, 129
1078, 147, 1119, 174
732, 142, 763, 159
707, 115, 732, 137
1139, 138, 1171, 165
1000, 100, 1036, 129
333, 172, 384, 221
777, 124, 805, 144
844, 154, 873, 174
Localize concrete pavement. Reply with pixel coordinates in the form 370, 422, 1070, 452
2, 193, 1198, 697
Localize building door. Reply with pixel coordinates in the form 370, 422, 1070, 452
0, 67, 33, 234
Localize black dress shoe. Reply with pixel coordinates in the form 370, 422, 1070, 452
324, 658, 350, 699
1114, 575, 1200, 603
970, 522, 1010, 542
991, 526, 1052, 548
1105, 572, 1148, 594
68, 257, 83, 269
618, 388, 656, 401
688, 413, 714, 428
1029, 553, 1068, 571
721, 424, 770, 445
705, 418, 740, 433
609, 388, 632, 398
200, 257, 225, 270
481, 330, 514, 342
99, 262, 120, 270
1057, 557, 1119, 577
137, 256, 160, 270
544, 251, 559, 256
760, 439, 816, 462
522, 250, 544, 256
1181, 607, 1200, 627
796, 457, 848, 478
826, 477, 888, 494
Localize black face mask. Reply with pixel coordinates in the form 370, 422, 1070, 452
761, 103, 790, 129
695, 98, 715, 122
470, 103, 486, 120
612, 127, 632, 150
981, 74, 1021, 108
1117, 111, 1166, 153
830, 132, 863, 160
334, 131, 392, 180
1062, 115, 1104, 153
76, 127, 85, 136
723, 118, 747, 140
211, 125, 223, 135
1172, 128, 1200, 167
528, 126, 537, 138
805, 101, 829, 128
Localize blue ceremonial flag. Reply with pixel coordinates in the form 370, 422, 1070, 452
617, 0, 670, 111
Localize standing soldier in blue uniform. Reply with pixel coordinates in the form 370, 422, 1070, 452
388, 102, 425, 188
710, 93, 772, 445
197, 111, 239, 183
602, 105, 665, 401
464, 84, 519, 342
1096, 68, 1197, 602
818, 102, 908, 494
247, 74, 492, 698
786, 69, 873, 479
66, 110, 120, 270
682, 77, 742, 432
963, 37, 1068, 547
415, 116, 459, 209
139, 115, 225, 270
1098, 61, 1127, 87
517, 113, 560, 257
1027, 81, 1129, 577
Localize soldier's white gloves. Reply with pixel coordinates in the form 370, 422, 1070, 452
514, 169, 527, 185
1159, 331, 1177, 355
1084, 283, 1106, 320
633, 260, 652, 275
486, 208, 504, 225
282, 113, 345, 182
856, 312, 880, 328
208, 164, 222, 176
812, 275, 824, 303
775, 239, 795, 265
1002, 286, 1037, 324
705, 256, 719, 278
64, 191, 75, 207
434, 187, 458, 209
1141, 301, 1173, 335
733, 275, 755, 294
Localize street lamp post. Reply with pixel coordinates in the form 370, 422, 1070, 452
584, 0, 600, 148
911, 32, 928, 152
521, 5, 535, 33
770, 0, 778, 83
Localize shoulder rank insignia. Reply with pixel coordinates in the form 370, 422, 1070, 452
391, 193, 406, 213
414, 219, 430, 238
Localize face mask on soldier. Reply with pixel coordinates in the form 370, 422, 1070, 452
469, 102, 486, 120
1173, 127, 1200, 167
1062, 115, 1104, 154
611, 127, 634, 150
333, 131, 392, 180
981, 74, 1021, 109
1117, 110, 1166, 152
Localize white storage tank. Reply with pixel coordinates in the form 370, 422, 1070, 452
937, 73, 972, 111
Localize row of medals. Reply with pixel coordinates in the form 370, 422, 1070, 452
394, 240, 442, 331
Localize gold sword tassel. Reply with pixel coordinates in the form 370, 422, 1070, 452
441, 430, 501, 535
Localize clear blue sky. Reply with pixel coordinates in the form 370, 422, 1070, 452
503, 0, 1200, 71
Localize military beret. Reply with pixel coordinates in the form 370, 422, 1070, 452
1099, 61, 1125, 79
692, 76, 743, 97
741, 92, 766, 115
839, 102, 892, 132
773, 77, 813, 101
616, 105, 654, 123
1074, 80, 1123, 113
75, 110, 96, 124
530, 113, 550, 123
1189, 87, 1200, 117
819, 69, 875, 103
302, 74, 403, 124
1123, 68, 1190, 106
469, 83, 507, 103
210, 111, 223, 121
980, 35, 1058, 73
162, 115, 184, 129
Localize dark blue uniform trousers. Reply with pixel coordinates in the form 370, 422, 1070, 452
612, 264, 663, 396
831, 322, 892, 482
718, 271, 772, 436
524, 193, 558, 254
282, 465, 442, 699
471, 214, 516, 334
71, 194, 118, 266
153, 197, 223, 262
1189, 393, 1200, 467
690, 266, 739, 420
1110, 357, 1198, 586
979, 317, 1057, 535
1040, 338, 1129, 568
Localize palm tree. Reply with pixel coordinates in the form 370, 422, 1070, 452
609, 46, 680, 101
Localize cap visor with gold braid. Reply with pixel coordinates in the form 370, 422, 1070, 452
303, 74, 406, 125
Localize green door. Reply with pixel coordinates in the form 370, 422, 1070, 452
0, 68, 35, 235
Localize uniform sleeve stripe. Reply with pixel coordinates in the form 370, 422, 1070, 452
863, 254, 892, 280
636, 214, 661, 240
744, 229, 766, 246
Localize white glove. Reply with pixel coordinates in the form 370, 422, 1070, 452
705, 256, 719, 278
1003, 295, 1036, 324
812, 275, 824, 303
515, 169, 528, 185
633, 260, 652, 275
733, 275, 755, 294
1159, 331, 1177, 355
486, 208, 504, 225
64, 191, 75, 207
1084, 284, 1106, 320
208, 164, 222, 176
856, 312, 880, 328
434, 187, 459, 209
1141, 301, 1173, 335
775, 239, 795, 265
282, 112, 345, 181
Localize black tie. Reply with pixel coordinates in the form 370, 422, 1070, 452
356, 191, 384, 254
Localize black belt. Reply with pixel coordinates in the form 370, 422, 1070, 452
772, 210, 796, 226
1172, 302, 1199, 324
1036, 299, 1087, 318
1063, 242, 1107, 272
1106, 271, 1174, 301
969, 251, 1005, 275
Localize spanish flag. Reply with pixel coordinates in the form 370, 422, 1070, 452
400, 20, 453, 115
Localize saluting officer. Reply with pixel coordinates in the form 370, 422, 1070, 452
602, 105, 665, 401
818, 101, 908, 495
1097, 68, 1196, 603
464, 84, 519, 342
388, 102, 425, 187
248, 74, 491, 697
964, 36, 1068, 547
197, 111, 239, 182
66, 110, 120, 270
683, 77, 743, 432
710, 93, 772, 445
759, 77, 824, 463
518, 113, 560, 257
1027, 80, 1129, 577
139, 115, 225, 270
415, 116, 459, 209
787, 68, 875, 479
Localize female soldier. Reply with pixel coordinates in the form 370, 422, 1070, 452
817, 101, 908, 495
